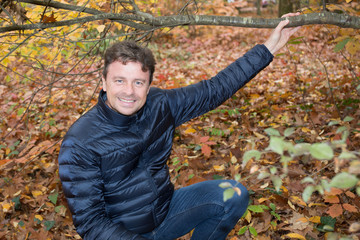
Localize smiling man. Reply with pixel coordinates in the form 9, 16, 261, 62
58, 13, 300, 240
102, 60, 150, 116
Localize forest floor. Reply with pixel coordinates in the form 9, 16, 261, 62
1, 9, 360, 240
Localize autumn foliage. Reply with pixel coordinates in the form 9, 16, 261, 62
1, 0, 360, 239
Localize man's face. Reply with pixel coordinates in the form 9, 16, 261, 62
102, 61, 150, 116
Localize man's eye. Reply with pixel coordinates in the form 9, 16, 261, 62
116, 80, 123, 83
135, 81, 144, 86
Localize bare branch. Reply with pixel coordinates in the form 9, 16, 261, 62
0, 11, 359, 35
17, 0, 153, 30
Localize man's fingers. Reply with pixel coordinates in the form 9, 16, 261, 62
275, 19, 289, 33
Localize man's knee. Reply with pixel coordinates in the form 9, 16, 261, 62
223, 181, 249, 218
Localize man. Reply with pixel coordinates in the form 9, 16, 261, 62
58, 13, 300, 240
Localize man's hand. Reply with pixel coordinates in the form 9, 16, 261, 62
264, 12, 301, 55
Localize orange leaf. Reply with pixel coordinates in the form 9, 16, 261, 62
327, 204, 343, 218
345, 191, 356, 199
41, 12, 57, 23
206, 141, 217, 146
201, 144, 212, 157
342, 203, 358, 213
234, 187, 242, 196
199, 136, 209, 143
325, 188, 343, 195
324, 195, 340, 204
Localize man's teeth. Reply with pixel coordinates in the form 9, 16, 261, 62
120, 99, 135, 103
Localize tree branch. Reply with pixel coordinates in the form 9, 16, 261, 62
17, 0, 153, 30
0, 11, 359, 34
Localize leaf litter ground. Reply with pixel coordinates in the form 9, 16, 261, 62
0, 23, 359, 239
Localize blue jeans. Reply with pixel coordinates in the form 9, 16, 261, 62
142, 180, 249, 240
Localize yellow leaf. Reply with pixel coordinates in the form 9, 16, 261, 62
296, 217, 308, 223
345, 0, 352, 3
346, 38, 360, 55
253, 132, 267, 139
245, 209, 251, 223
230, 156, 237, 164
288, 200, 296, 210
213, 165, 225, 172
285, 233, 306, 240
32, 190, 43, 198
2, 203, 12, 212
309, 216, 321, 223
35, 214, 43, 221
281, 186, 288, 194
184, 127, 196, 134
301, 127, 311, 133
250, 93, 260, 99
97, 25, 106, 33
290, 196, 307, 207
258, 197, 268, 203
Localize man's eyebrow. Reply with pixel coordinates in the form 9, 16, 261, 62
112, 76, 125, 79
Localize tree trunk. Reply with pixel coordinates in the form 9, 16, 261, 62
278, 0, 293, 17
257, 0, 261, 16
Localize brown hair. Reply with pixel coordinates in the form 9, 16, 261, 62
103, 41, 156, 84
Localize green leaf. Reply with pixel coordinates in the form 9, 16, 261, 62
249, 226, 258, 236
248, 205, 269, 213
55, 205, 65, 213
257, 171, 270, 179
238, 226, 248, 235
328, 120, 339, 126
12, 196, 21, 210
293, 143, 311, 156
309, 143, 334, 160
284, 127, 295, 137
223, 188, 235, 202
303, 185, 315, 202
338, 151, 356, 160
330, 172, 359, 189
268, 137, 284, 155
334, 37, 350, 52
265, 128, 281, 136
271, 176, 282, 192
272, 211, 281, 220
321, 179, 331, 193
48, 192, 58, 205
336, 126, 347, 133
44, 220, 55, 231
321, 216, 336, 229
17, 107, 25, 116
343, 116, 354, 122
302, 177, 315, 184
242, 150, 262, 163
270, 203, 276, 211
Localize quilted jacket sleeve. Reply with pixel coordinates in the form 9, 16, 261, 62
164, 44, 273, 127
58, 136, 148, 240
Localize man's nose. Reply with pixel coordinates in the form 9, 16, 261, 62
124, 82, 134, 95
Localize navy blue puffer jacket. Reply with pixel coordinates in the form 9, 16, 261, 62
58, 45, 273, 239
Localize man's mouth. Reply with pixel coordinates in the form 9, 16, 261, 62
119, 98, 136, 103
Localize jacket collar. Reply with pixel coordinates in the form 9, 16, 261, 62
96, 89, 144, 126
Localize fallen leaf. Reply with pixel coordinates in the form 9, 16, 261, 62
342, 203, 358, 213
284, 233, 306, 240
327, 204, 343, 218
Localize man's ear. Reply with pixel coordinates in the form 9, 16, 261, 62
102, 77, 107, 92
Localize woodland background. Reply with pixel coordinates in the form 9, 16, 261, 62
0, 0, 359, 239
